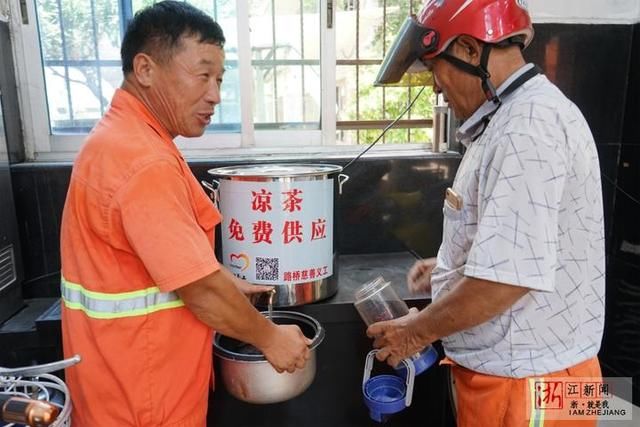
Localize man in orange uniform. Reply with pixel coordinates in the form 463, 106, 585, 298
369, 1, 605, 426
59, 2, 311, 426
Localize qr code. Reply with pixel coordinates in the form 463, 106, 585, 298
256, 257, 279, 281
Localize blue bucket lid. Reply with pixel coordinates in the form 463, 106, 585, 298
362, 350, 415, 423
363, 375, 407, 422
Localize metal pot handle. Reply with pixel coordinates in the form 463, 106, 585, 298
0, 354, 82, 377
310, 323, 326, 352
201, 180, 220, 207
362, 349, 415, 407
338, 173, 349, 195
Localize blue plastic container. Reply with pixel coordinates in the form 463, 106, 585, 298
395, 345, 439, 378
362, 350, 415, 423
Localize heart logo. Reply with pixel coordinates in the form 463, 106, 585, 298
229, 253, 250, 271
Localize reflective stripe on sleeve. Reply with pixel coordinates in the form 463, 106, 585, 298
528, 378, 545, 427
61, 277, 185, 319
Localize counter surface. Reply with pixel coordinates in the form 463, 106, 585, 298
209, 252, 453, 427
330, 251, 430, 304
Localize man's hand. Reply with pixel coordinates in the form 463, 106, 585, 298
366, 307, 427, 368
407, 258, 437, 294
232, 280, 273, 305
259, 324, 313, 373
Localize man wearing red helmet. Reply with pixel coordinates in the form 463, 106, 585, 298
368, 1, 605, 426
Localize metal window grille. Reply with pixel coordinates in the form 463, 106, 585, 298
35, 0, 240, 134
33, 0, 432, 145
0, 245, 16, 293
335, 0, 434, 145
249, 0, 321, 130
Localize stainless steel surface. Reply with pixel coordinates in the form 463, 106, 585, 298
255, 259, 338, 307
0, 244, 16, 293
336, 252, 429, 303
208, 163, 343, 180
337, 173, 349, 195
265, 288, 275, 318
432, 105, 449, 153
0, 372, 73, 426
207, 164, 345, 306
214, 311, 324, 404
200, 180, 216, 202
0, 394, 60, 426
1, 356, 79, 427
0, 355, 81, 377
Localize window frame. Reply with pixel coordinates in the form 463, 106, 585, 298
9, 0, 431, 161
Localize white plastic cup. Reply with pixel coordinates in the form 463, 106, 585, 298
354, 276, 438, 377
354, 276, 409, 326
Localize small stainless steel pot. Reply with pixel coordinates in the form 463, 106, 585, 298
213, 311, 325, 404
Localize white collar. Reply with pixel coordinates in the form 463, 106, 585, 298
456, 63, 536, 147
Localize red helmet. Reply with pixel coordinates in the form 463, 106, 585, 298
375, 0, 534, 85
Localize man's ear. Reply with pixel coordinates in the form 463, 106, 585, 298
132, 53, 156, 88
453, 35, 482, 65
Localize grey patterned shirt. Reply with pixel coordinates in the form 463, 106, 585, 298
431, 64, 606, 378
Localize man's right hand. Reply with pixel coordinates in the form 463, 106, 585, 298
259, 324, 312, 373
178, 268, 312, 373
407, 257, 437, 294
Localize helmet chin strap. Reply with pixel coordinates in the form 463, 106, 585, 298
438, 44, 500, 105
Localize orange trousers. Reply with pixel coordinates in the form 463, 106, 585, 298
450, 357, 601, 427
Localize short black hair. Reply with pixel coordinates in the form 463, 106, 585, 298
121, 1, 225, 74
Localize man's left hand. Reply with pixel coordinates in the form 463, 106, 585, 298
366, 307, 426, 368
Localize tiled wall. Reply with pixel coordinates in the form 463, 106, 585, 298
0, 20, 25, 323
601, 23, 640, 403
523, 24, 633, 254
10, 154, 460, 297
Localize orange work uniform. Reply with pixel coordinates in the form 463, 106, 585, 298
60, 88, 221, 427
450, 357, 602, 427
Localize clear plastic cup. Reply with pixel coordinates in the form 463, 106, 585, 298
354, 276, 410, 326
354, 276, 438, 377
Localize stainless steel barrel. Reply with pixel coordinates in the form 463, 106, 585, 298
207, 164, 348, 306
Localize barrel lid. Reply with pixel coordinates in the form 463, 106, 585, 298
208, 163, 343, 178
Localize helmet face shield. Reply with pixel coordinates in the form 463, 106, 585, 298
374, 16, 439, 86
375, 0, 534, 86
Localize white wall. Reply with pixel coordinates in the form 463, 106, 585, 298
0, 0, 9, 23
529, 0, 640, 24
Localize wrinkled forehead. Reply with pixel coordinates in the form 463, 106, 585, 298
175, 36, 225, 62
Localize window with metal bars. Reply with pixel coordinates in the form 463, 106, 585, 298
335, 0, 435, 145
35, 0, 241, 134
248, 0, 321, 130
27, 0, 435, 152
